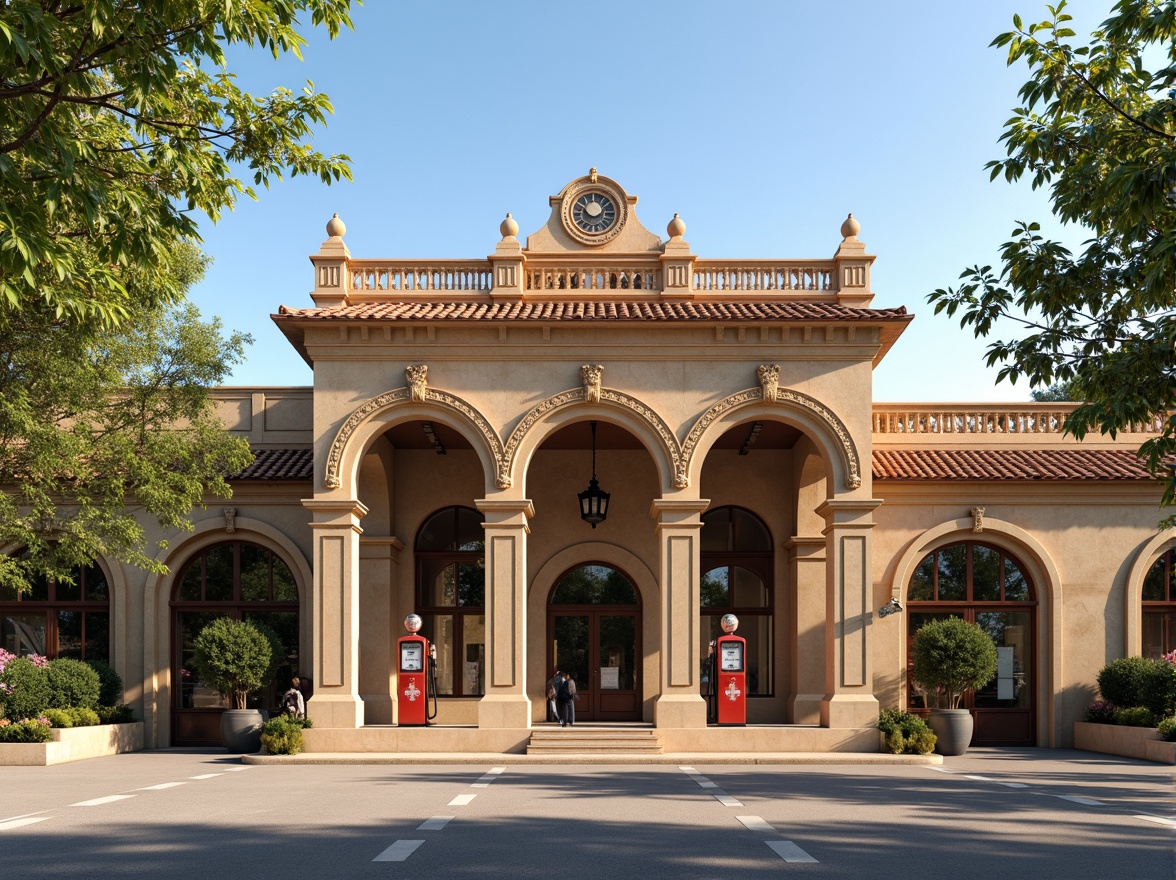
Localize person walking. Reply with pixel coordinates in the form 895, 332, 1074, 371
556, 671, 578, 727
546, 668, 561, 723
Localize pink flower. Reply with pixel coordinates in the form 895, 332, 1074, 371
27, 654, 48, 669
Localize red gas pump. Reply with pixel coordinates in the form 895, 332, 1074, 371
714, 613, 747, 726
397, 614, 437, 726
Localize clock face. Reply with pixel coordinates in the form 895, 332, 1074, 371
571, 192, 617, 235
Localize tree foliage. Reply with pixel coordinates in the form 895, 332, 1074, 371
910, 617, 998, 710
0, 1, 355, 325
928, 0, 1176, 519
191, 617, 279, 710
0, 240, 254, 593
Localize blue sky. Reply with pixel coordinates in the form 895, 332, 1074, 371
190, 0, 1116, 401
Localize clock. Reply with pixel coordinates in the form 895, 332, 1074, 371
572, 192, 617, 234
560, 176, 627, 246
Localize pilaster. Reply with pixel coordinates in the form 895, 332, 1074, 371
785, 536, 826, 724
650, 497, 710, 728
302, 498, 368, 729
475, 497, 535, 728
489, 215, 526, 301
309, 214, 352, 308
358, 536, 404, 725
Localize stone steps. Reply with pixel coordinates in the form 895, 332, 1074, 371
527, 727, 663, 755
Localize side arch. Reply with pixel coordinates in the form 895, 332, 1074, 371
323, 386, 506, 494
887, 517, 1063, 746
1124, 530, 1172, 656
681, 386, 862, 493
505, 386, 681, 494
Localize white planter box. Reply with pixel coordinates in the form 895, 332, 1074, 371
1073, 720, 1175, 765
0, 722, 143, 766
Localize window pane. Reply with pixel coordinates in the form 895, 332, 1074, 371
700, 567, 729, 607
416, 509, 452, 552
1143, 553, 1169, 602
460, 614, 485, 696
731, 566, 768, 608
1003, 558, 1029, 601
552, 614, 589, 695
244, 610, 298, 710
29, 573, 49, 602
971, 545, 1001, 601
421, 614, 454, 695
551, 565, 638, 605
906, 611, 951, 708
2, 612, 47, 655
973, 611, 1030, 708
177, 611, 228, 709
58, 610, 82, 658
699, 614, 725, 695
731, 508, 772, 551
457, 561, 485, 607
599, 615, 636, 690
204, 545, 234, 601
701, 508, 732, 552
272, 557, 298, 602
56, 571, 81, 602
84, 612, 109, 664
239, 545, 269, 601
178, 560, 203, 601
455, 508, 484, 551
1142, 611, 1176, 658
937, 545, 967, 601
418, 560, 456, 606
908, 554, 934, 601
83, 565, 108, 602
743, 614, 772, 695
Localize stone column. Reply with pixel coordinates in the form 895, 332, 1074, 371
358, 536, 404, 725
303, 498, 368, 729
785, 536, 826, 725
475, 497, 534, 729
650, 498, 710, 728
817, 499, 882, 728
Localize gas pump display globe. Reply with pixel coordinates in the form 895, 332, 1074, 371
720, 613, 739, 634
404, 613, 423, 634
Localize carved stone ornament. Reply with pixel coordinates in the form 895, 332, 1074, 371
223, 508, 237, 533
756, 364, 780, 403
581, 364, 604, 404
406, 364, 428, 403
970, 507, 986, 533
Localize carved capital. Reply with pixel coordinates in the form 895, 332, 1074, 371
406, 364, 428, 403
969, 507, 986, 533
581, 364, 603, 404
756, 363, 780, 403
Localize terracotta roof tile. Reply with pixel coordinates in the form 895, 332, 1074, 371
274, 300, 910, 323
231, 448, 313, 481
872, 448, 1155, 481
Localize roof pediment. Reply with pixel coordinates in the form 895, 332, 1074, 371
524, 170, 664, 254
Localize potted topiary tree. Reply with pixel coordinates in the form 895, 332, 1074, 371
191, 617, 280, 753
910, 616, 998, 756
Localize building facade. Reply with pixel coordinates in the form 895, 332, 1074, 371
4, 172, 1170, 753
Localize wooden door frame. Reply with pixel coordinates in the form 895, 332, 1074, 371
547, 606, 642, 721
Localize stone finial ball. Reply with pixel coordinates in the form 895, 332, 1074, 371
840, 213, 861, 239
667, 212, 686, 238
404, 613, 423, 634
500, 212, 519, 238
721, 613, 739, 634
326, 212, 346, 238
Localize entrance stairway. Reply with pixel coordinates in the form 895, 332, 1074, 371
526, 726, 663, 756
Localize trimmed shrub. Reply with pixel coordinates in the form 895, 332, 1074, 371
85, 660, 123, 707
47, 658, 101, 710
192, 617, 276, 709
67, 707, 100, 727
1158, 717, 1176, 742
42, 708, 73, 728
1084, 700, 1119, 723
1113, 706, 1156, 727
910, 617, 999, 709
876, 708, 937, 755
0, 657, 51, 721
260, 714, 310, 755
1096, 657, 1173, 717
0, 717, 53, 743
96, 704, 135, 725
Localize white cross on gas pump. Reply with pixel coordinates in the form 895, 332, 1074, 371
725, 678, 741, 701
403, 681, 421, 702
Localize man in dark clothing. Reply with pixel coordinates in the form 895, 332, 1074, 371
546, 668, 561, 723
556, 671, 578, 727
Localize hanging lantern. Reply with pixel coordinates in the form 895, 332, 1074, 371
577, 421, 610, 528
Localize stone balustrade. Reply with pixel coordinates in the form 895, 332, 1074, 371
348, 260, 493, 292
692, 260, 835, 292
524, 265, 661, 291
872, 404, 1165, 435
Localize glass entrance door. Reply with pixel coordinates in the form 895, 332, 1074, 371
551, 611, 639, 721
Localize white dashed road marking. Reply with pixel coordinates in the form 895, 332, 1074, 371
222, 766, 249, 772
997, 782, 1029, 788
737, 816, 776, 833
1054, 795, 1103, 807
418, 816, 454, 831
448, 794, 477, 806
190, 774, 222, 780
766, 840, 820, 863
1137, 814, 1176, 828
372, 840, 424, 862
679, 766, 743, 807
715, 795, 743, 807
0, 817, 50, 831
137, 782, 186, 791
964, 775, 992, 781
70, 795, 135, 807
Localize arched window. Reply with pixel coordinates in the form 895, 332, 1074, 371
906, 540, 1037, 746
170, 541, 299, 745
700, 506, 773, 696
1142, 546, 1176, 657
415, 506, 485, 697
0, 559, 109, 661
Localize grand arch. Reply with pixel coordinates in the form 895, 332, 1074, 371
888, 516, 1063, 746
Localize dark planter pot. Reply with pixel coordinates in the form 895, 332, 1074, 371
927, 708, 974, 756
220, 709, 266, 753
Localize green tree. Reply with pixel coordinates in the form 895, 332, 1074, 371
928, 1, 1176, 520
0, 1, 354, 325
0, 240, 254, 593
191, 617, 276, 709
1030, 380, 1080, 401
910, 617, 999, 710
